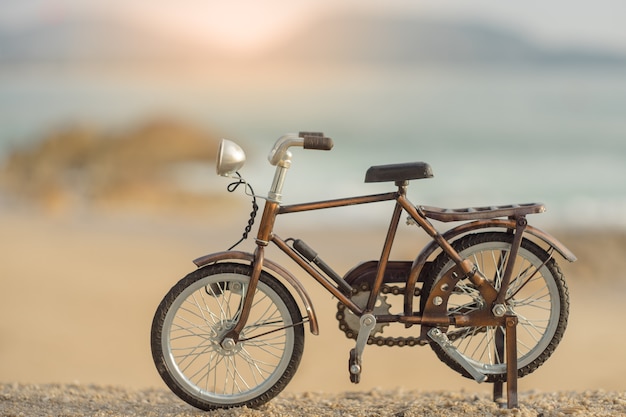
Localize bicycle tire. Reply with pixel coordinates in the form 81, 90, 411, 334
151, 263, 305, 410
421, 232, 569, 382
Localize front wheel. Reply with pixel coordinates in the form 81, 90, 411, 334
421, 232, 569, 382
151, 263, 305, 410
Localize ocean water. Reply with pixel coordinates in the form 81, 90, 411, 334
1, 67, 625, 230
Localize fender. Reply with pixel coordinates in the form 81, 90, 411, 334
403, 219, 577, 317
193, 251, 319, 335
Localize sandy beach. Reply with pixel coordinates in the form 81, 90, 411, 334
1, 204, 625, 415
2, 383, 625, 416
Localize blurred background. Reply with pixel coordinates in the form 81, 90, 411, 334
1, 0, 625, 221
1, 0, 625, 395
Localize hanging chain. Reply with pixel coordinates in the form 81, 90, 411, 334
226, 172, 259, 251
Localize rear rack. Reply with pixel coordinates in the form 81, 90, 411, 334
420, 203, 545, 222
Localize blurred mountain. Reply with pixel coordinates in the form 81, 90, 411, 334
1, 11, 624, 70
270, 14, 626, 68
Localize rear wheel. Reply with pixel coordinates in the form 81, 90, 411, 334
421, 232, 569, 382
151, 263, 304, 410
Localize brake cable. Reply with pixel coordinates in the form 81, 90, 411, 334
226, 172, 259, 250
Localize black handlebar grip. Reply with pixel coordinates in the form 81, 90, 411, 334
300, 132, 334, 151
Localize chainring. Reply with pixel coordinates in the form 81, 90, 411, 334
336, 283, 423, 347
341, 291, 391, 337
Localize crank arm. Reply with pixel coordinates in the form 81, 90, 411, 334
355, 313, 376, 359
349, 313, 376, 381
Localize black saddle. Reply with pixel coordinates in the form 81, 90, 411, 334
364, 162, 433, 183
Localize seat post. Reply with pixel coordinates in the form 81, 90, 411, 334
395, 180, 409, 194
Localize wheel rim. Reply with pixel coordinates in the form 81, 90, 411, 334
439, 240, 561, 375
161, 273, 295, 404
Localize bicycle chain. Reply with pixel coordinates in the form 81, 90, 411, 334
336, 283, 483, 346
336, 282, 425, 347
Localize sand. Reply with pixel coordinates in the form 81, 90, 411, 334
2, 383, 625, 416
1, 204, 625, 414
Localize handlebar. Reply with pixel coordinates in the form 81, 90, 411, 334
268, 132, 333, 166
301, 132, 334, 150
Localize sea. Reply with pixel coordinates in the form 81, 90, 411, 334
1, 65, 625, 230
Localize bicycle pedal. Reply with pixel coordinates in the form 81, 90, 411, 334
348, 348, 361, 384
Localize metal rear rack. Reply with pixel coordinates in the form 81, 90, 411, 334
420, 203, 545, 222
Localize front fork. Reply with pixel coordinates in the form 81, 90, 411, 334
220, 245, 264, 345
221, 199, 281, 345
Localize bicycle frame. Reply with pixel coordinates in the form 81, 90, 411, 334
205, 182, 525, 342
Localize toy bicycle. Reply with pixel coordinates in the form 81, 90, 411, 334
151, 132, 575, 410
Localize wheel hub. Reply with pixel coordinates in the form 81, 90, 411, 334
221, 337, 236, 351
212, 321, 244, 355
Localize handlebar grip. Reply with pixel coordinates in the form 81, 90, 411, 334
300, 132, 334, 151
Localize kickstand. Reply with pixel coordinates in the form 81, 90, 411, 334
493, 314, 518, 409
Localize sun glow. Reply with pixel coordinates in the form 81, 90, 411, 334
126, 1, 322, 55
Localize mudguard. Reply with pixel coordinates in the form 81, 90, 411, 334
193, 250, 319, 335
403, 219, 577, 317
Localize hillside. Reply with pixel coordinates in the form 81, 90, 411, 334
0, 118, 223, 214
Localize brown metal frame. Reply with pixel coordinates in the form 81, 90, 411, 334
210, 181, 564, 409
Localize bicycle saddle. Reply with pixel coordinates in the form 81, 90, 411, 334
364, 162, 433, 183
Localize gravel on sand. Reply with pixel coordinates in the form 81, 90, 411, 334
1, 383, 625, 417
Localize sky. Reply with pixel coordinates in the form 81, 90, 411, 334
1, 0, 626, 55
